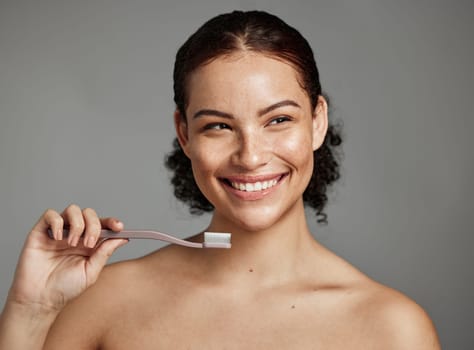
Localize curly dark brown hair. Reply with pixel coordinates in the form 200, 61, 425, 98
165, 10, 343, 224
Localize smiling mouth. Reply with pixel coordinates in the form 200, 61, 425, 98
221, 174, 287, 192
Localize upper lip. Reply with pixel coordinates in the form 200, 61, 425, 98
220, 173, 287, 183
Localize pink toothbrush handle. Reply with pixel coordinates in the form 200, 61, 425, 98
47, 229, 204, 248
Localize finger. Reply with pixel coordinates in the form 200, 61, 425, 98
82, 208, 102, 249
99, 217, 124, 232
61, 204, 85, 247
32, 208, 64, 240
85, 239, 129, 285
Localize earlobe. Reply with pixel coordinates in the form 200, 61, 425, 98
312, 96, 329, 150
174, 110, 190, 157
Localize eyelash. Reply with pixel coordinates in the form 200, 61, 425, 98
202, 115, 292, 132
203, 122, 231, 131
268, 116, 291, 125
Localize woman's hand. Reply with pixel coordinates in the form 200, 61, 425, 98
6, 204, 128, 313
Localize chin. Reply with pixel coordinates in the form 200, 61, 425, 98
215, 202, 295, 233
233, 218, 277, 233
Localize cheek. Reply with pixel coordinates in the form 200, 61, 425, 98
187, 139, 223, 180
277, 130, 314, 170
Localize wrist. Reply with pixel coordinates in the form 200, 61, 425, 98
3, 298, 60, 319
0, 300, 60, 350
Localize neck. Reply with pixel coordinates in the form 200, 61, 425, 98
195, 200, 319, 288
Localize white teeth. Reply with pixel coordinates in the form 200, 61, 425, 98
230, 179, 279, 192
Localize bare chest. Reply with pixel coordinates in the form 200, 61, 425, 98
100, 292, 375, 350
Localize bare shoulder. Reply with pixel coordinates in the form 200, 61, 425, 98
43, 246, 179, 349
308, 245, 441, 349
355, 280, 441, 349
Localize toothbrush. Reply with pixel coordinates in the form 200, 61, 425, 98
47, 229, 231, 249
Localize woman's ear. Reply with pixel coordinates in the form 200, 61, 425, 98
312, 96, 329, 151
174, 110, 191, 158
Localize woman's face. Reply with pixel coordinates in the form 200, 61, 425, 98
175, 52, 328, 231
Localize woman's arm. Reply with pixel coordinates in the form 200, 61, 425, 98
0, 205, 128, 350
0, 301, 59, 349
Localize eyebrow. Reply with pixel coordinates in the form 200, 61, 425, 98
192, 109, 232, 120
191, 99, 301, 120
257, 99, 301, 116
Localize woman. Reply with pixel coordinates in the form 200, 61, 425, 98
0, 10, 440, 349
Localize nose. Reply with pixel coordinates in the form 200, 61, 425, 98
231, 129, 271, 170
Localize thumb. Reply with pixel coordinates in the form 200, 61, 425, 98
85, 239, 129, 285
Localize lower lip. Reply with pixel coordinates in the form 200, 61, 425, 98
221, 175, 287, 201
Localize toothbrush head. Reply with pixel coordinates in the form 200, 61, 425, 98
203, 232, 232, 248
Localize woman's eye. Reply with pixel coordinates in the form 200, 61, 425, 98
268, 116, 291, 125
204, 122, 230, 130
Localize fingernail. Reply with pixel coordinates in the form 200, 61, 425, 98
71, 236, 80, 247
86, 237, 96, 248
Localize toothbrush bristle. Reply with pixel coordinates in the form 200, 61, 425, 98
203, 232, 232, 248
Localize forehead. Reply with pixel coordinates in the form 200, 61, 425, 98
186, 52, 309, 110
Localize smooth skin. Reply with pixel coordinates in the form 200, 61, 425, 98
0, 53, 441, 349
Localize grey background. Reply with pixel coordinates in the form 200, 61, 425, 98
0, 0, 472, 348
